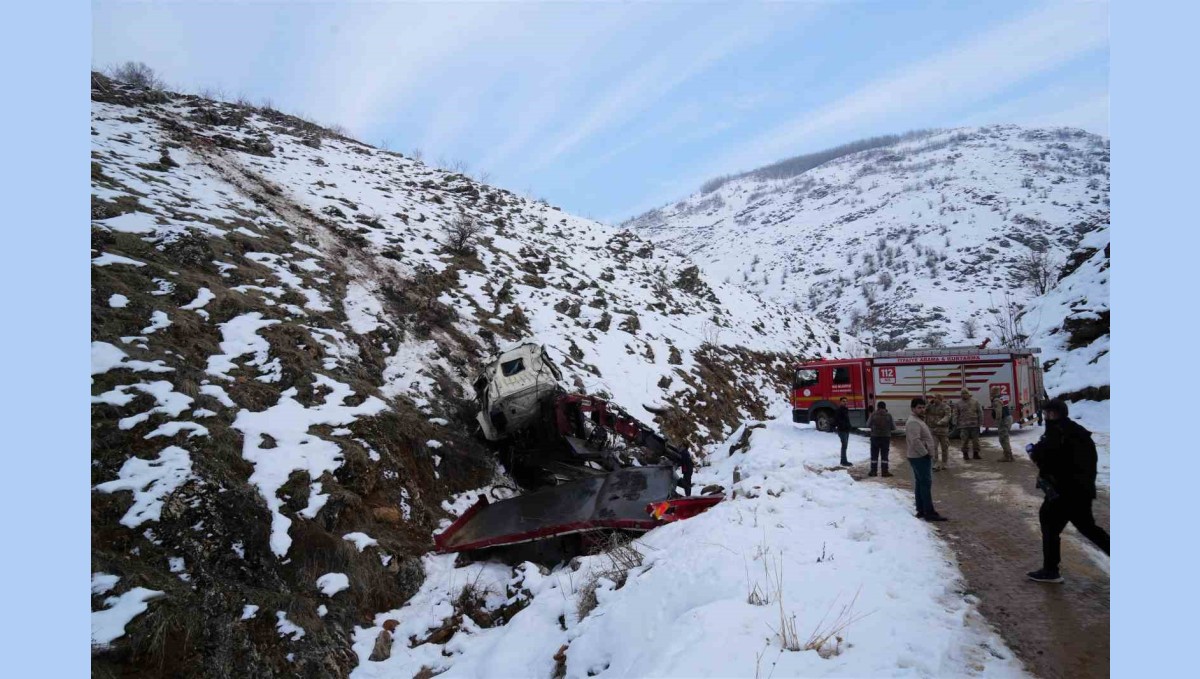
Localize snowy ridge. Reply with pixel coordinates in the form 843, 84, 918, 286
627, 125, 1109, 361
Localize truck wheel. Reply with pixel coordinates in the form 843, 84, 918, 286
814, 410, 834, 432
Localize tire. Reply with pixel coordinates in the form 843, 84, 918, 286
814, 409, 834, 432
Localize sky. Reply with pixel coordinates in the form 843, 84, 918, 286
92, 1, 1109, 223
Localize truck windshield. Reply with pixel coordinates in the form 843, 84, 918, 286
795, 369, 818, 387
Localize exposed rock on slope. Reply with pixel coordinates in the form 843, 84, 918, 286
89, 73, 855, 676
627, 126, 1110, 358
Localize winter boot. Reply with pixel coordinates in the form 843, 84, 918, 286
1027, 568, 1064, 583
881, 468, 893, 478
840, 459, 852, 467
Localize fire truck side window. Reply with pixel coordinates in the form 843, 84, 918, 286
796, 369, 818, 387
832, 367, 850, 385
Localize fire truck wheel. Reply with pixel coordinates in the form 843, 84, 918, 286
814, 409, 834, 432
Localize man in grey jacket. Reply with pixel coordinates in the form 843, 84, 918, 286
906, 397, 948, 522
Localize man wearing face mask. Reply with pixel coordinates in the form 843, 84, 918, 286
1025, 399, 1110, 583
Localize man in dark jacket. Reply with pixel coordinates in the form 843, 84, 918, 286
678, 447, 694, 497
834, 397, 853, 467
1026, 399, 1110, 583
867, 401, 894, 478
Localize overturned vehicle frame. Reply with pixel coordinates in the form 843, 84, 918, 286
436, 343, 722, 561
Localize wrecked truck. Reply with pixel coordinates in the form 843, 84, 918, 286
434, 342, 722, 561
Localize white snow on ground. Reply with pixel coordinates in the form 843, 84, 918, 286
242, 604, 260, 620
141, 310, 171, 334
97, 211, 159, 234
144, 421, 210, 439
276, 611, 306, 640
92, 252, 147, 267
92, 381, 193, 430
206, 312, 281, 381
92, 572, 120, 596
344, 282, 385, 334
199, 383, 235, 408
92, 587, 165, 647
181, 287, 215, 319
343, 532, 379, 552
108, 294, 129, 308
94, 446, 194, 528
91, 341, 173, 376
1022, 229, 1108, 398
352, 412, 1025, 679
232, 374, 387, 556
316, 573, 350, 596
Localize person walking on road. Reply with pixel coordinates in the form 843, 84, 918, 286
991, 385, 1015, 462
867, 401, 894, 477
834, 397, 853, 467
1026, 399, 1110, 583
955, 388, 983, 460
906, 397, 947, 521
926, 392, 952, 471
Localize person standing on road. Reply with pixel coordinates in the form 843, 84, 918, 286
1026, 399, 1110, 583
834, 397, 853, 467
925, 392, 952, 471
991, 385, 1015, 462
867, 401, 894, 477
906, 398, 948, 521
955, 388, 983, 460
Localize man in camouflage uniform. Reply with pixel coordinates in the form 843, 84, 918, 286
991, 385, 1015, 461
925, 392, 953, 470
955, 388, 983, 460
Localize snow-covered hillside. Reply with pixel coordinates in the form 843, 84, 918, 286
352, 412, 1025, 679
627, 126, 1110, 374
1021, 227, 1110, 400
89, 74, 857, 676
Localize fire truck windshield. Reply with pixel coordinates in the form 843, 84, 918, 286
795, 369, 818, 387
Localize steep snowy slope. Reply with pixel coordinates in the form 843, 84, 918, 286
1022, 227, 1110, 400
89, 74, 856, 676
627, 126, 1109, 357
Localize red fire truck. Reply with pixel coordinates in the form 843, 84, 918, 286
791, 346, 1045, 432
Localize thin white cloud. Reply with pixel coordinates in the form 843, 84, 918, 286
523, 4, 811, 171
704, 2, 1109, 177
302, 4, 510, 134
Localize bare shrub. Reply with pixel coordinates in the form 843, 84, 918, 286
986, 293, 1028, 346
802, 588, 869, 658
961, 317, 979, 339
108, 61, 164, 90
1010, 249, 1060, 295
442, 215, 483, 255
577, 533, 645, 620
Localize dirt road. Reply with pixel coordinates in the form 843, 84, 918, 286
856, 430, 1110, 679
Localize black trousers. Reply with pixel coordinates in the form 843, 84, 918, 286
838, 431, 850, 462
869, 436, 890, 472
1040, 496, 1110, 571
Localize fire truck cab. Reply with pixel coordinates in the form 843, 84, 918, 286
792, 346, 1045, 433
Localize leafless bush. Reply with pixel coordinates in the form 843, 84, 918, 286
410, 147, 424, 161
442, 215, 483, 255
802, 588, 869, 658
577, 533, 644, 620
878, 271, 894, 290
961, 317, 979, 339
1010, 249, 1060, 295
987, 294, 1028, 346
108, 61, 164, 90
